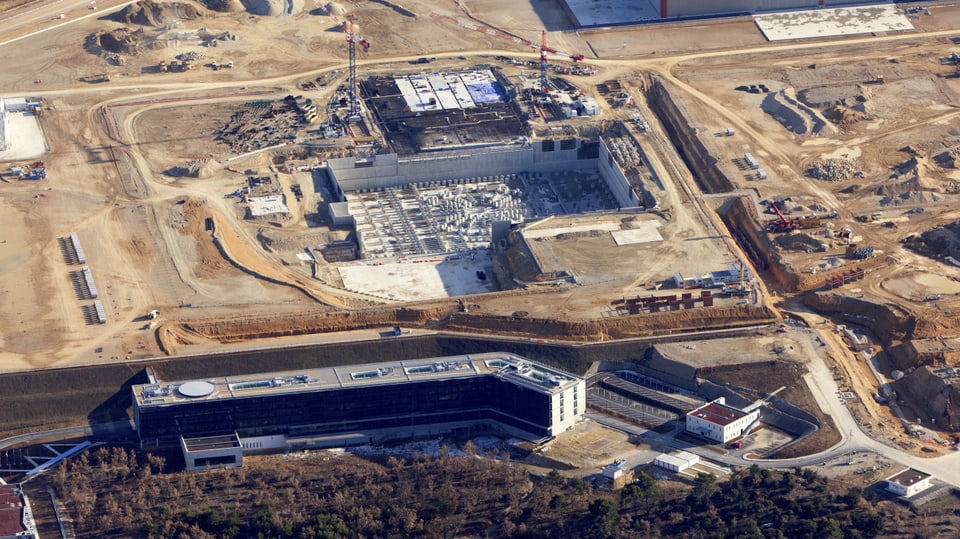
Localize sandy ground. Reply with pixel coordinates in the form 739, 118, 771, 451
0, 0, 749, 371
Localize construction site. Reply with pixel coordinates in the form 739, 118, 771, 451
3, 0, 960, 479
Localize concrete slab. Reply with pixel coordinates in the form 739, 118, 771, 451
395, 70, 500, 112
524, 222, 620, 240
248, 195, 289, 217
610, 221, 663, 245
339, 256, 496, 301
562, 0, 660, 27
754, 5, 913, 42
0, 111, 46, 161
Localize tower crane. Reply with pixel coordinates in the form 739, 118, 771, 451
537, 29, 584, 93
342, 20, 370, 121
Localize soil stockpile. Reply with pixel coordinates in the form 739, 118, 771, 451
907, 220, 960, 261
88, 28, 147, 55
823, 104, 870, 127
201, 0, 243, 11
164, 159, 217, 178
116, 0, 203, 26
934, 146, 960, 169
761, 89, 836, 136
892, 366, 960, 431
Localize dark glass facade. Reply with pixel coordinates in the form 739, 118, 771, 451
136, 376, 552, 446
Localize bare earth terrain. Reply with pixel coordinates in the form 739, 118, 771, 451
4, 0, 960, 484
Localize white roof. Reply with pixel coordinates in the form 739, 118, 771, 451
248, 195, 289, 216
655, 451, 700, 469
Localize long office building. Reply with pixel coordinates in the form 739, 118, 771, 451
133, 353, 585, 470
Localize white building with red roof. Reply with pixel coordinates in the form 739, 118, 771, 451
685, 397, 759, 444
0, 484, 37, 539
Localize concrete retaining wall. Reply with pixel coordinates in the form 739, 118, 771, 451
599, 137, 642, 208
327, 141, 598, 195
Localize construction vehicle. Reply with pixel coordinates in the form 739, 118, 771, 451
767, 201, 798, 233
19, 160, 47, 180
721, 262, 750, 297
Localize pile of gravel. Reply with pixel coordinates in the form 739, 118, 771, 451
806, 158, 862, 182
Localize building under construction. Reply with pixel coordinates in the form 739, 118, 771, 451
321, 69, 664, 262
361, 68, 525, 155
325, 132, 662, 261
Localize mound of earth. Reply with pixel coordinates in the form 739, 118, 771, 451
934, 146, 960, 169
200, 0, 243, 11
877, 155, 943, 205
891, 366, 960, 432
240, 0, 304, 16
89, 27, 148, 55
879, 189, 936, 207
760, 88, 836, 136
164, 159, 217, 178
321, 1, 348, 17
907, 220, 960, 261
823, 103, 870, 127
116, 0, 203, 26
797, 84, 869, 108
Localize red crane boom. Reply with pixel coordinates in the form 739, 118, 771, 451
767, 201, 797, 232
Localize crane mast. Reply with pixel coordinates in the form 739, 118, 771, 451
540, 30, 549, 94
342, 21, 369, 121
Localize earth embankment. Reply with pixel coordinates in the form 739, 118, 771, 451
647, 75, 734, 194
157, 303, 778, 353
804, 291, 915, 345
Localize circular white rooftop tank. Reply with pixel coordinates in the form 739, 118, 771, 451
178, 381, 215, 398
